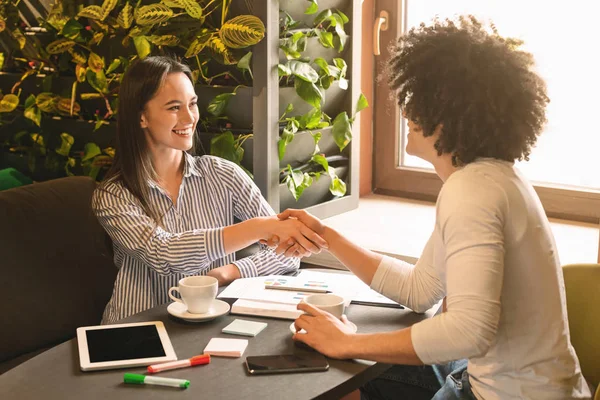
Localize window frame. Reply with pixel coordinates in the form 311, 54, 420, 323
373, 0, 600, 223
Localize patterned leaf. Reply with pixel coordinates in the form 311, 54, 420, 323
68, 48, 87, 65
101, 0, 119, 20
162, 0, 186, 7
208, 37, 236, 64
35, 93, 58, 112
148, 35, 180, 46
0, 17, 6, 33
184, 33, 212, 58
182, 0, 203, 19
46, 39, 76, 54
0, 94, 19, 113
88, 52, 105, 73
77, 5, 104, 21
56, 98, 80, 116
117, 2, 134, 29
219, 15, 265, 49
135, 4, 173, 26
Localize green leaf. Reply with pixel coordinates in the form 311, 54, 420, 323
305, 0, 318, 14
106, 58, 121, 74
0, 53, 4, 70
313, 10, 332, 27
86, 69, 108, 94
288, 60, 319, 83
332, 111, 352, 150
133, 35, 151, 59
278, 63, 292, 76
207, 92, 235, 117
337, 10, 350, 24
311, 131, 322, 154
285, 165, 312, 201
313, 57, 329, 74
329, 176, 346, 196
356, 93, 369, 114
311, 153, 329, 172
24, 106, 42, 127
298, 108, 322, 130
82, 142, 102, 162
60, 18, 82, 40
295, 79, 324, 109
316, 30, 334, 48
278, 120, 298, 160
210, 131, 243, 164
332, 13, 348, 51
55, 133, 75, 156
237, 52, 252, 79
24, 94, 36, 109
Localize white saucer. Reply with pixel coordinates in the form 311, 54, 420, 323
289, 320, 357, 334
167, 299, 230, 322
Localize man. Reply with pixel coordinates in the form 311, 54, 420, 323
276, 15, 591, 400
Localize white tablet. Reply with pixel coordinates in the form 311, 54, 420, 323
76, 321, 177, 371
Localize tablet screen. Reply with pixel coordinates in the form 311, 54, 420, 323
86, 325, 166, 363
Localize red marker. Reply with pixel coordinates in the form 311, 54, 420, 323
147, 354, 211, 374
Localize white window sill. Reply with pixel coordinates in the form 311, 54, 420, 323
305, 194, 599, 269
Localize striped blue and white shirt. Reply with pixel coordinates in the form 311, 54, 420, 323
92, 153, 299, 324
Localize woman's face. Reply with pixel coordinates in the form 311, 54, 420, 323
405, 118, 442, 164
140, 72, 199, 156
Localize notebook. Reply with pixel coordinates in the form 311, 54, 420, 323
203, 338, 248, 358
230, 299, 303, 320
222, 319, 268, 337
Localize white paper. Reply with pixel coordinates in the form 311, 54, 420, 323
203, 338, 248, 357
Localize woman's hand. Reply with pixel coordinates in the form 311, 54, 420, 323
206, 264, 241, 286
270, 209, 327, 256
259, 216, 328, 256
292, 302, 356, 359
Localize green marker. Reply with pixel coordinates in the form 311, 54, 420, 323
124, 373, 190, 389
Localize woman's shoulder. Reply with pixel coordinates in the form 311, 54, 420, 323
190, 154, 243, 177
438, 161, 511, 215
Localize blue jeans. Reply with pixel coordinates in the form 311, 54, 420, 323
360, 359, 476, 400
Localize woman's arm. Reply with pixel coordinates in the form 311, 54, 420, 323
216, 157, 303, 278
93, 184, 321, 277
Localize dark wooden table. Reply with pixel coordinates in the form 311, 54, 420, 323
0, 298, 436, 400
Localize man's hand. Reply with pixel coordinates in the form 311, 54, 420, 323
292, 302, 356, 359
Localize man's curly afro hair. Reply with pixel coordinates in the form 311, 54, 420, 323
387, 15, 549, 166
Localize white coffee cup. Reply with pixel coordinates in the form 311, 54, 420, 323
303, 293, 345, 319
168, 276, 218, 314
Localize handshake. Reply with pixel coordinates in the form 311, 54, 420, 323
259, 209, 329, 259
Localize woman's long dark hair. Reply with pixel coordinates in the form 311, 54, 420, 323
102, 56, 195, 224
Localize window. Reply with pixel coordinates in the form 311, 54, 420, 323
374, 0, 600, 222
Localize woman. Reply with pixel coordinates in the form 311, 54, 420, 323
277, 16, 591, 400
93, 56, 326, 324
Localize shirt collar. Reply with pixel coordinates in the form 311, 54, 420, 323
183, 152, 203, 178
147, 152, 203, 189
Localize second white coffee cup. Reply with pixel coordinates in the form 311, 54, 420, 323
303, 293, 345, 319
168, 276, 218, 314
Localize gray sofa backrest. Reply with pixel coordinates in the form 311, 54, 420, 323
0, 176, 116, 365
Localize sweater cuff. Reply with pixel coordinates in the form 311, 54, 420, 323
411, 316, 446, 365
203, 227, 227, 261
370, 255, 398, 292
233, 257, 258, 278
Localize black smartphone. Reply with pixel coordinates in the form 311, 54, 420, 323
245, 353, 329, 375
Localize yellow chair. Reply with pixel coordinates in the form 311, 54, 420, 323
562, 263, 600, 399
